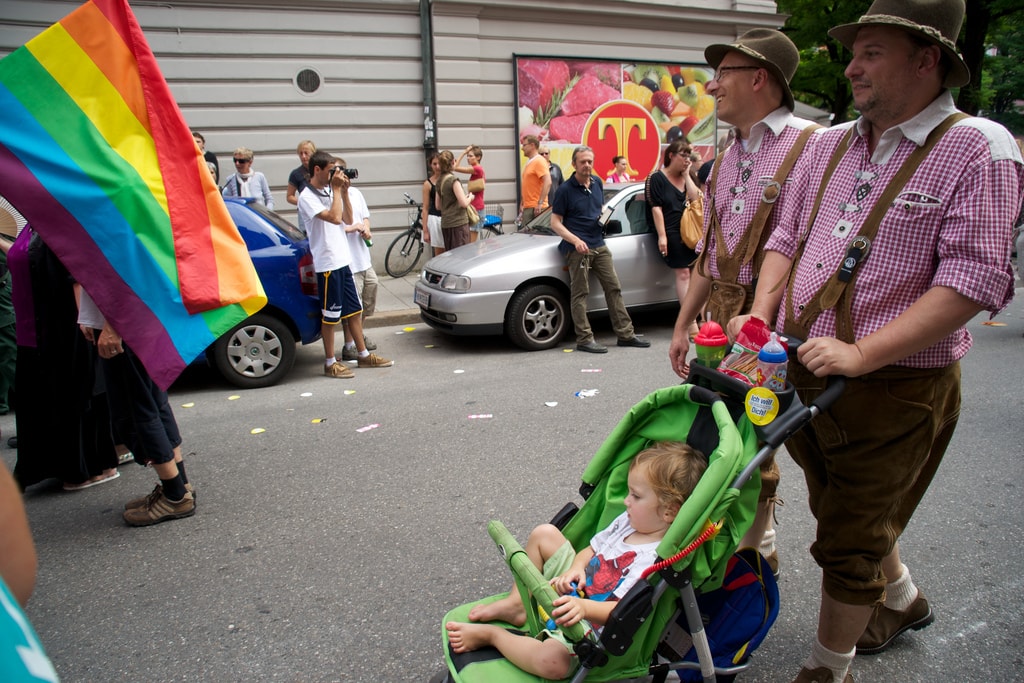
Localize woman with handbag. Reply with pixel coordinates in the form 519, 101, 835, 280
422, 153, 446, 256
454, 145, 486, 242
644, 140, 701, 334
436, 150, 474, 250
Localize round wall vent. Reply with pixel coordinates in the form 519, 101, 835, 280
294, 67, 323, 95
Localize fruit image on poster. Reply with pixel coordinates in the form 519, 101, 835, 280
515, 57, 717, 183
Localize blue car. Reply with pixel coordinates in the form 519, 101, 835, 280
206, 198, 321, 388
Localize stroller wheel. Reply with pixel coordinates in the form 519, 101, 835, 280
428, 670, 452, 683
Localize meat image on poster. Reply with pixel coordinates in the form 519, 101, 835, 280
515, 57, 717, 184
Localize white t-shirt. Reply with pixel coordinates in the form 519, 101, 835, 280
586, 511, 661, 601
297, 184, 352, 272
77, 289, 106, 329
343, 187, 372, 274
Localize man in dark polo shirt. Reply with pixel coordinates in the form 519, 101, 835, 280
550, 145, 650, 353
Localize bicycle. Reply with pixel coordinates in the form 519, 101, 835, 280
384, 193, 426, 277
384, 194, 506, 278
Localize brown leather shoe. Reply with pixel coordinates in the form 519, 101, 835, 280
856, 592, 934, 655
792, 666, 853, 682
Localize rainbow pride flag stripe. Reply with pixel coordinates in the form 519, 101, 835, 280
0, 0, 266, 389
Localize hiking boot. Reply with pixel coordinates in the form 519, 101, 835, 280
123, 490, 195, 526
325, 362, 355, 378
358, 353, 393, 368
340, 346, 359, 361
856, 592, 934, 655
125, 483, 195, 510
363, 335, 377, 351
792, 667, 853, 683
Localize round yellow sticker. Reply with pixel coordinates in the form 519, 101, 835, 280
745, 386, 779, 425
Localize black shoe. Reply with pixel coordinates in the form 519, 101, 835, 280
6, 436, 16, 449
576, 341, 608, 354
617, 336, 651, 348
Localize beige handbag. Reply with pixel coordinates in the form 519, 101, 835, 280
679, 195, 705, 249
467, 178, 486, 193
466, 204, 480, 226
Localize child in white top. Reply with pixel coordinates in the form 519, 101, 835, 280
446, 441, 706, 680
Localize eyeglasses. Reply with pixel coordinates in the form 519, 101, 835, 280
712, 65, 761, 81
233, 158, 251, 164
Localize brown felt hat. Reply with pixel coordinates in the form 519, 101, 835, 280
828, 0, 969, 88
705, 28, 799, 112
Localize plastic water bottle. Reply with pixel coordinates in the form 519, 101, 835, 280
756, 332, 788, 392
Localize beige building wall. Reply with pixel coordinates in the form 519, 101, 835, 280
0, 0, 789, 232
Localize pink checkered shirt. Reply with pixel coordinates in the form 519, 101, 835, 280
767, 92, 1023, 368
698, 109, 821, 285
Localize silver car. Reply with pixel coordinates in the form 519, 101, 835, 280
414, 182, 678, 350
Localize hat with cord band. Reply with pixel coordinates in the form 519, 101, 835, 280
704, 28, 800, 112
828, 0, 969, 88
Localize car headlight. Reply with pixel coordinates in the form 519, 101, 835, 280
439, 274, 471, 292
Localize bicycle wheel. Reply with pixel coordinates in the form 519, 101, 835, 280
384, 229, 424, 277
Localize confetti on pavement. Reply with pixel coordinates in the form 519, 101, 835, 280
312, 418, 327, 424
181, 402, 195, 408
581, 368, 602, 373
344, 390, 356, 395
545, 402, 558, 407
356, 423, 380, 433
468, 414, 493, 419
575, 389, 600, 399
250, 428, 266, 434
228, 395, 240, 401
454, 369, 465, 374
300, 392, 313, 397
982, 321, 1007, 326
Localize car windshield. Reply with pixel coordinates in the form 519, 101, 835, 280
520, 185, 633, 235
245, 201, 307, 241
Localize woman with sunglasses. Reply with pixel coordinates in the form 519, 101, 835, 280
222, 147, 275, 209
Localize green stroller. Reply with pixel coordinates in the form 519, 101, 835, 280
434, 366, 844, 683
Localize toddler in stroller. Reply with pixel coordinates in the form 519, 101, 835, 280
436, 369, 843, 683
445, 441, 707, 680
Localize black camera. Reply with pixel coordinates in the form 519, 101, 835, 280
329, 166, 359, 181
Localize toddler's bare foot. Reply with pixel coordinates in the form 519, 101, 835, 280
467, 596, 526, 626
446, 622, 498, 654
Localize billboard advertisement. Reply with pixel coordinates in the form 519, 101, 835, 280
514, 56, 717, 187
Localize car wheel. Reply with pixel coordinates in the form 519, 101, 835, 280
505, 284, 568, 351
212, 313, 297, 389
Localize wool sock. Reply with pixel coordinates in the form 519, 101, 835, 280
759, 528, 776, 557
358, 349, 370, 358
883, 564, 918, 612
176, 460, 188, 485
161, 473, 187, 502
805, 638, 854, 682
325, 358, 337, 367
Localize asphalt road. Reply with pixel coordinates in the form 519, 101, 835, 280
3, 304, 1022, 683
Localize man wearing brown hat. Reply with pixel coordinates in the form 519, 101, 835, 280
668, 27, 821, 577
732, 1, 1023, 681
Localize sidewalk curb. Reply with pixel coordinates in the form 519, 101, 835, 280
365, 309, 421, 329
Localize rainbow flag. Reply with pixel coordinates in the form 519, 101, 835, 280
0, 0, 266, 389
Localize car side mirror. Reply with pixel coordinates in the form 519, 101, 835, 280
604, 219, 623, 236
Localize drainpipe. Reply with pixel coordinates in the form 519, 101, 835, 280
420, 0, 437, 158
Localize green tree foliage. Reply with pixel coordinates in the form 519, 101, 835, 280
777, 0, 1024, 134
